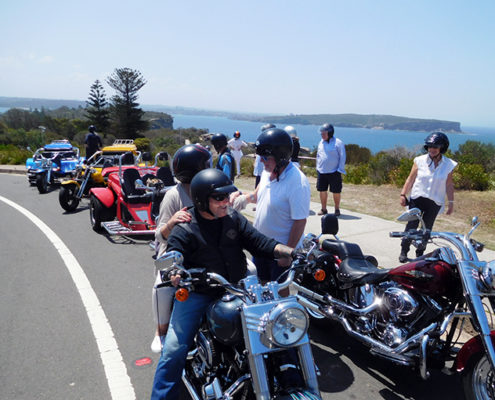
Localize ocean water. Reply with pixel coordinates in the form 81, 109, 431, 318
172, 114, 495, 154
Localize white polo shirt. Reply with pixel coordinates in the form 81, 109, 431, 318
411, 154, 457, 210
254, 162, 311, 247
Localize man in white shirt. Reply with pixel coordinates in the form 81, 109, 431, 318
232, 128, 310, 284
316, 123, 346, 216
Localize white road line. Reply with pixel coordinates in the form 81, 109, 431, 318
0, 195, 136, 400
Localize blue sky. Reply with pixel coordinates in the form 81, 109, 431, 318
1, 1, 494, 127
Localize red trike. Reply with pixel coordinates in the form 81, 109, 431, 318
88, 151, 174, 235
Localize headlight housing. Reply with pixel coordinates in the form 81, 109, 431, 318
261, 303, 308, 347
481, 260, 495, 292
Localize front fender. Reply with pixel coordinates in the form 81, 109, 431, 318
61, 180, 79, 187
454, 331, 495, 372
90, 187, 115, 208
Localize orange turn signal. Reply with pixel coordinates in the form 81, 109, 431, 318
175, 288, 189, 302
313, 269, 326, 282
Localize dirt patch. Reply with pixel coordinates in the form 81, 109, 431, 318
234, 175, 495, 250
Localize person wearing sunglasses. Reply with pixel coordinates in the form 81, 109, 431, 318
150, 168, 294, 400
231, 128, 310, 287
151, 144, 211, 353
398, 132, 457, 263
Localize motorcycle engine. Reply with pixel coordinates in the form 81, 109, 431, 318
382, 286, 419, 317
196, 330, 218, 371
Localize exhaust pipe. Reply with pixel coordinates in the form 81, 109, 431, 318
296, 293, 438, 357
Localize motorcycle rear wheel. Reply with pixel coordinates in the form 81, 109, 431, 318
89, 195, 114, 232
59, 184, 80, 212
36, 173, 48, 194
462, 352, 495, 400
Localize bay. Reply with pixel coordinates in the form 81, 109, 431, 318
172, 114, 495, 154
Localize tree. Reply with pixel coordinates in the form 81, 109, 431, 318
107, 68, 149, 139
85, 80, 110, 133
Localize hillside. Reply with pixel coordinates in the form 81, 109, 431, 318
237, 113, 462, 133
0, 96, 461, 132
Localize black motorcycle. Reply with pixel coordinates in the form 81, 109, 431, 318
155, 251, 322, 400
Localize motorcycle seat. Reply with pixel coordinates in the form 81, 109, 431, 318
322, 239, 387, 285
121, 168, 153, 204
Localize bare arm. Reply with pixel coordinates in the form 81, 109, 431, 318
445, 172, 455, 215
400, 163, 418, 207
277, 219, 306, 267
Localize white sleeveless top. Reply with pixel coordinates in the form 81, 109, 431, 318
411, 154, 457, 210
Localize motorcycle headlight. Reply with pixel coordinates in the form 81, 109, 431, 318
262, 303, 308, 347
481, 261, 495, 291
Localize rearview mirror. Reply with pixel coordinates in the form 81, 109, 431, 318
397, 208, 422, 222
154, 250, 184, 271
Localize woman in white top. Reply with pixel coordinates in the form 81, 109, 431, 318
228, 131, 248, 177
398, 132, 457, 262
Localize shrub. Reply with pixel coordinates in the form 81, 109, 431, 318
344, 164, 370, 184
346, 144, 371, 165
134, 138, 151, 152
389, 158, 414, 187
453, 163, 490, 191
0, 145, 32, 164
454, 141, 495, 173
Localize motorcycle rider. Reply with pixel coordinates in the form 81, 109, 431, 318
84, 125, 102, 160
398, 132, 457, 262
151, 144, 211, 352
210, 133, 235, 181
150, 168, 294, 400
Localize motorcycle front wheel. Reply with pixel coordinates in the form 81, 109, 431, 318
59, 184, 80, 212
462, 352, 495, 400
36, 173, 48, 194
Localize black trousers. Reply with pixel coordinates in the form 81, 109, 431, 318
401, 196, 441, 256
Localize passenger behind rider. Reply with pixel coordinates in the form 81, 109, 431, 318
150, 168, 294, 400
151, 144, 211, 353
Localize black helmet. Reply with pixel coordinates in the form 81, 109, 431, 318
234, 131, 241, 138
172, 144, 211, 184
424, 132, 449, 154
255, 128, 293, 166
319, 123, 334, 136
88, 125, 96, 133
190, 168, 237, 213
210, 133, 228, 152
260, 123, 276, 132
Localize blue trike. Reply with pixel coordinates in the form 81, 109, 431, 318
26, 140, 82, 194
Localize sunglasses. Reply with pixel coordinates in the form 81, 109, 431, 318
260, 155, 272, 162
210, 193, 229, 202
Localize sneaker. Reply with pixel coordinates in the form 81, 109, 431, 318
334, 209, 341, 216
399, 251, 408, 263
317, 209, 328, 215
151, 335, 163, 353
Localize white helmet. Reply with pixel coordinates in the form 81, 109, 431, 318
284, 125, 297, 138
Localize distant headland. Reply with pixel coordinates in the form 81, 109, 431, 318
0, 96, 461, 133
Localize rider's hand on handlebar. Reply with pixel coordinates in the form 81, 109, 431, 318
170, 274, 182, 287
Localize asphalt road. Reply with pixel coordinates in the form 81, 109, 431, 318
0, 172, 464, 400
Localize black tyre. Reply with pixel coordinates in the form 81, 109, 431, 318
59, 184, 80, 212
89, 195, 114, 232
462, 352, 495, 400
36, 173, 48, 194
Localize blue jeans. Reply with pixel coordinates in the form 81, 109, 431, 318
150, 292, 215, 400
